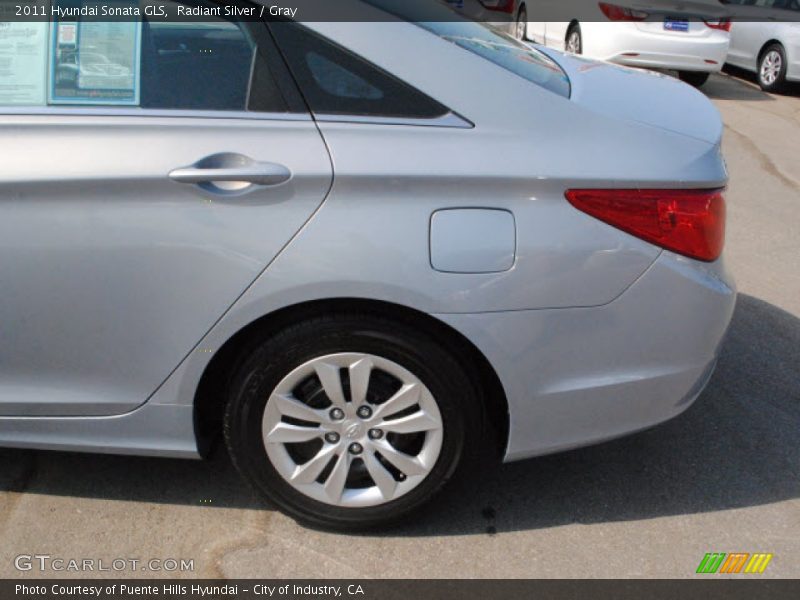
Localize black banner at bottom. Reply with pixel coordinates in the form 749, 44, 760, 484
3, 580, 800, 600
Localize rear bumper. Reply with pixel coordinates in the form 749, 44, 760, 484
437, 250, 736, 462
583, 23, 729, 73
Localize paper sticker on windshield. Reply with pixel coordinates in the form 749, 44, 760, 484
49, 2, 141, 105
0, 22, 49, 106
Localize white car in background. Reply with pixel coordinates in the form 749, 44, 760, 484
525, 1, 732, 87
721, 0, 800, 92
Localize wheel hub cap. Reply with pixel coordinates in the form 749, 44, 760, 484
761, 51, 782, 85
261, 352, 444, 508
567, 33, 580, 54
343, 421, 364, 440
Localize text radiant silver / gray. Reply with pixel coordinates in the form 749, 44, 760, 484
0, 0, 735, 529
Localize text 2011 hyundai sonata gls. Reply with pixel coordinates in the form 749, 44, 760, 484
0, 0, 735, 529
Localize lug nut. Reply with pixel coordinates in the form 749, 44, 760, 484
368, 428, 384, 440
325, 432, 340, 444
348, 442, 363, 455
329, 407, 345, 421
356, 405, 373, 419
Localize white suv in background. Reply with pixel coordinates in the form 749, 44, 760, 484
525, 1, 732, 87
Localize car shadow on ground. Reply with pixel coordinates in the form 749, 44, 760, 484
1, 294, 798, 537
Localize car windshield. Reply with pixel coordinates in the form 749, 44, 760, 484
363, 0, 571, 98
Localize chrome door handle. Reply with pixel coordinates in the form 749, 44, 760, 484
169, 165, 291, 186
169, 153, 291, 188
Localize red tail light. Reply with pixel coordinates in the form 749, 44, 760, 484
479, 0, 516, 14
598, 2, 648, 21
565, 188, 726, 262
705, 19, 732, 32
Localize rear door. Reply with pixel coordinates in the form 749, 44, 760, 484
544, 22, 570, 50
525, 0, 568, 48
526, 20, 547, 44
728, 21, 771, 70
0, 2, 332, 416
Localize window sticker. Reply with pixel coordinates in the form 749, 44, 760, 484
48, 2, 141, 105
0, 21, 49, 106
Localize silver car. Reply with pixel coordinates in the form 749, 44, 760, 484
726, 20, 800, 92
0, 0, 735, 529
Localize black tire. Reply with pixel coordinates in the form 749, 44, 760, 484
515, 5, 528, 41
678, 71, 711, 88
223, 313, 484, 531
757, 43, 788, 93
566, 23, 582, 55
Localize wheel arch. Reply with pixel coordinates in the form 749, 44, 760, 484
758, 39, 784, 63
567, 19, 580, 35
193, 298, 510, 459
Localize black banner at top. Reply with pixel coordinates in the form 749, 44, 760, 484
1, 0, 800, 23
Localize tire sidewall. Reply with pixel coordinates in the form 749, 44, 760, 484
679, 71, 710, 88
224, 317, 479, 529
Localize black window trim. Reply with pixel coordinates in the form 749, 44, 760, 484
266, 21, 473, 129
311, 111, 473, 128
0, 106, 313, 121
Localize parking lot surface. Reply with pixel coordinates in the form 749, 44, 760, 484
1, 72, 798, 579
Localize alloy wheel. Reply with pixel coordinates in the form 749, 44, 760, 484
760, 50, 782, 86
261, 352, 444, 508
566, 30, 581, 54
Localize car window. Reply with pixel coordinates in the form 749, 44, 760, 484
269, 22, 450, 119
0, 0, 291, 113
419, 21, 571, 99
365, 0, 571, 99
